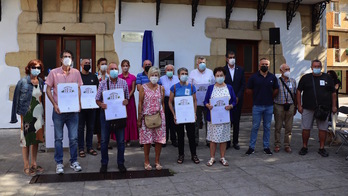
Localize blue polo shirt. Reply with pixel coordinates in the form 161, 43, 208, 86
247, 71, 279, 106
136, 71, 162, 85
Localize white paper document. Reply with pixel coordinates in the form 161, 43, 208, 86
174, 96, 195, 124
210, 96, 230, 125
195, 83, 209, 106
80, 85, 99, 109
103, 88, 127, 120
57, 83, 80, 113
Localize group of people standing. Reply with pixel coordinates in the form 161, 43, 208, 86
10, 49, 338, 176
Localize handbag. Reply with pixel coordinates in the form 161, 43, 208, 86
105, 79, 127, 131
144, 112, 162, 128
144, 85, 162, 129
311, 76, 330, 121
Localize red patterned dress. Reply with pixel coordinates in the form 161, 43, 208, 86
139, 84, 166, 144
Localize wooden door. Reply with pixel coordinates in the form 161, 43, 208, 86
227, 39, 259, 114
39, 35, 96, 76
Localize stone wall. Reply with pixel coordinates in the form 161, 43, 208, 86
8, 0, 118, 100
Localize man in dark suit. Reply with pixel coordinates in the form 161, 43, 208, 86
224, 51, 245, 150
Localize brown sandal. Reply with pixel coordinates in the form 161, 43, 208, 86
24, 168, 36, 176
87, 149, 98, 156
79, 150, 86, 158
31, 165, 44, 174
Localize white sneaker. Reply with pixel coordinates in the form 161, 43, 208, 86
56, 164, 64, 174
70, 161, 82, 172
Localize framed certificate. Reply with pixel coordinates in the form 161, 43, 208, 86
174, 96, 195, 124
80, 85, 99, 109
195, 83, 209, 106
103, 88, 127, 120
57, 83, 80, 113
210, 96, 230, 125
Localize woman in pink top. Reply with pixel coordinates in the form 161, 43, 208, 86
119, 60, 138, 146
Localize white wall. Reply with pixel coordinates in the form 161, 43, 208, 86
114, 3, 315, 119
0, 0, 21, 128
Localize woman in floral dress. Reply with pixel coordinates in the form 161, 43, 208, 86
10, 59, 45, 176
137, 67, 166, 171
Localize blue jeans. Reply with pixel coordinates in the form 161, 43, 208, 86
52, 111, 79, 164
100, 111, 125, 166
78, 109, 96, 151
249, 105, 273, 149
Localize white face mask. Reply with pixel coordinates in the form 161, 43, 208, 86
150, 76, 159, 84
283, 71, 290, 78
122, 67, 129, 72
100, 64, 108, 71
228, 58, 235, 66
63, 57, 72, 66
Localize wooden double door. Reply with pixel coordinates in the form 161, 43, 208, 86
227, 39, 259, 114
39, 35, 96, 76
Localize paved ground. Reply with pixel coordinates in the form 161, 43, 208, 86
1, 114, 348, 196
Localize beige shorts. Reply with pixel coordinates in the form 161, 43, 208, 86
301, 109, 329, 131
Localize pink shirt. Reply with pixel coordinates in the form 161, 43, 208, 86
46, 66, 83, 104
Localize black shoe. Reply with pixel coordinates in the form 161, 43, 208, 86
152, 144, 155, 147
226, 141, 231, 149
318, 148, 329, 157
245, 147, 255, 155
108, 145, 113, 150
162, 144, 166, 148
100, 165, 107, 173
263, 148, 273, 155
140, 144, 144, 148
172, 141, 178, 147
233, 144, 240, 150
118, 164, 127, 172
299, 147, 308, 155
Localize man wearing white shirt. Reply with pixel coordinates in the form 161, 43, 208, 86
189, 56, 215, 146
160, 64, 180, 147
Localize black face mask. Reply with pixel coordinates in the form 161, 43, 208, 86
83, 64, 91, 72
260, 65, 268, 73
145, 66, 151, 73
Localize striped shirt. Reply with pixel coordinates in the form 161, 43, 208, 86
136, 71, 162, 85
274, 77, 297, 104
95, 78, 129, 101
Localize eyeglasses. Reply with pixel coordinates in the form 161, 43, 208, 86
31, 66, 41, 70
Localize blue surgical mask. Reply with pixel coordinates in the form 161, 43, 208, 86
31, 69, 41, 76
216, 77, 225, 84
180, 75, 188, 82
110, 70, 118, 79
199, 63, 206, 71
166, 71, 173, 78
313, 68, 321, 74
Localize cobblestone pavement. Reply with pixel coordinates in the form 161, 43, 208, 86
1, 116, 348, 195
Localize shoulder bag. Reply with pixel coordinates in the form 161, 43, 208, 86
106, 79, 127, 131
311, 76, 330, 121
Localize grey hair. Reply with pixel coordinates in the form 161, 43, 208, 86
148, 67, 161, 78
165, 64, 174, 71
196, 56, 206, 64
177, 67, 188, 75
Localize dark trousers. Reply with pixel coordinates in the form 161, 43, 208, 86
232, 101, 243, 145
164, 96, 177, 143
195, 106, 207, 144
78, 109, 96, 151
100, 111, 125, 166
176, 123, 196, 156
